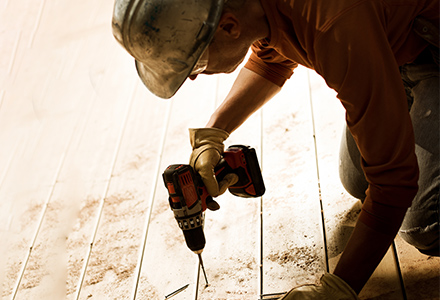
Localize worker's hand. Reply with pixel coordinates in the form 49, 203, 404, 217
279, 273, 359, 300
189, 128, 238, 197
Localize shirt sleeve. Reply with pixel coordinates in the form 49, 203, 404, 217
244, 39, 298, 87
314, 2, 420, 235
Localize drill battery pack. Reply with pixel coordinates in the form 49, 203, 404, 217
217, 145, 265, 198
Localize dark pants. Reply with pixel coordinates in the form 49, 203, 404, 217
339, 51, 439, 256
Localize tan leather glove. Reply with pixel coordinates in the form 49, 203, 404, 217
279, 273, 359, 300
189, 128, 238, 198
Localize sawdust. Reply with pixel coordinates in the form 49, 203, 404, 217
85, 257, 136, 286
198, 254, 258, 300
18, 203, 44, 231
267, 244, 320, 274
75, 197, 101, 229
134, 283, 160, 300
334, 206, 361, 226
73, 192, 143, 291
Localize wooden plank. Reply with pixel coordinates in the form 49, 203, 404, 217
394, 236, 440, 300
0, 0, 99, 295
73, 86, 170, 300
308, 69, 405, 299
261, 66, 326, 295
0, 132, 76, 298
0, 0, 146, 298
10, 45, 136, 300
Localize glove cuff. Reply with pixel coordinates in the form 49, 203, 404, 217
189, 127, 229, 151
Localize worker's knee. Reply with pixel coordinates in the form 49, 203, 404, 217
399, 223, 439, 256
399, 140, 440, 256
399, 190, 440, 256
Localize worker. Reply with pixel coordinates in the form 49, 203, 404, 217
112, 0, 439, 298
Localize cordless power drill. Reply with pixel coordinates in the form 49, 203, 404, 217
162, 145, 265, 276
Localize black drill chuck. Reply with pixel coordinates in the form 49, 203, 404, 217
183, 226, 205, 253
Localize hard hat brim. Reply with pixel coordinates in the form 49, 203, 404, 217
135, 59, 190, 99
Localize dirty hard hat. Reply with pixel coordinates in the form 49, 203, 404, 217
112, 0, 224, 99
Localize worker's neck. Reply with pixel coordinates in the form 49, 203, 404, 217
238, 0, 270, 42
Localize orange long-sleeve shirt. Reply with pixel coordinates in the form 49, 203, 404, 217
245, 0, 439, 234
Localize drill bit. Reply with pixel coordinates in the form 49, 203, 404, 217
197, 253, 209, 287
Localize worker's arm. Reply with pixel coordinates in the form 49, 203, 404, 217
206, 67, 281, 133
333, 213, 405, 293
313, 3, 419, 294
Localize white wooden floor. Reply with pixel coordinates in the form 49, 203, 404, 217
1, 0, 439, 299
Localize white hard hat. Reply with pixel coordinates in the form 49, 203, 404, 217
112, 0, 224, 98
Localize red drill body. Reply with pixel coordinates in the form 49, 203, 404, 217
162, 145, 265, 254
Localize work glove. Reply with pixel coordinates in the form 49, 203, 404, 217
279, 273, 359, 300
189, 128, 239, 200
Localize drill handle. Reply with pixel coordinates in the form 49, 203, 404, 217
213, 158, 231, 182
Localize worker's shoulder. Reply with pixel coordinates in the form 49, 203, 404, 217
271, 0, 381, 30
272, 0, 437, 22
